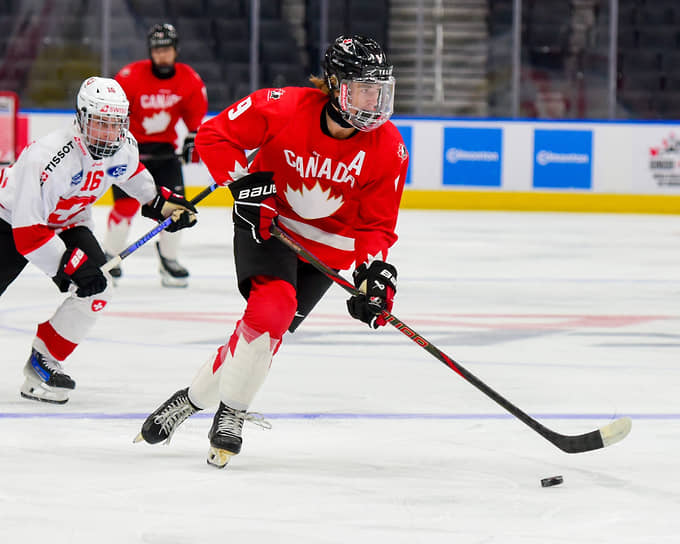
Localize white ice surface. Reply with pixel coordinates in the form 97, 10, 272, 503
1, 207, 679, 543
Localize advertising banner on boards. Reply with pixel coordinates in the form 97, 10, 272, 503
532, 129, 593, 189
442, 127, 502, 187
632, 129, 680, 193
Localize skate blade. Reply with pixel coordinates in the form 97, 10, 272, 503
132, 432, 171, 445
160, 272, 188, 288
207, 447, 236, 469
20, 391, 69, 405
161, 279, 188, 288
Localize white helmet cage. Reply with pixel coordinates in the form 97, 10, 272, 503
75, 77, 130, 159
337, 76, 395, 132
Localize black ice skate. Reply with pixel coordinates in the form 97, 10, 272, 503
104, 252, 122, 280
207, 402, 271, 468
20, 348, 76, 404
134, 387, 201, 445
156, 242, 189, 288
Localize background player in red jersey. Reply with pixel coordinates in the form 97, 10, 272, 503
0, 77, 197, 404
134, 35, 409, 468
103, 23, 208, 287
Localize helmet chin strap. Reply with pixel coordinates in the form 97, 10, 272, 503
324, 101, 354, 129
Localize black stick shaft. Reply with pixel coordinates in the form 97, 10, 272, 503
270, 224, 613, 454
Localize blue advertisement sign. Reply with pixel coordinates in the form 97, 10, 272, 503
533, 130, 593, 189
395, 125, 412, 185
442, 127, 502, 186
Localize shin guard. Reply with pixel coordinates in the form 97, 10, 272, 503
104, 198, 139, 254
217, 322, 278, 411
188, 354, 221, 409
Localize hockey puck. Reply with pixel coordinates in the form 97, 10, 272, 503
540, 475, 563, 488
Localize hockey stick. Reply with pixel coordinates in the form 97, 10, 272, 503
270, 224, 632, 454
140, 147, 260, 163
139, 153, 183, 161
101, 183, 219, 273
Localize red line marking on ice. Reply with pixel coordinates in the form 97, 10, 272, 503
103, 311, 672, 330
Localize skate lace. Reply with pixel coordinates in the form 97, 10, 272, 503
37, 353, 65, 374
154, 396, 197, 442
216, 409, 272, 435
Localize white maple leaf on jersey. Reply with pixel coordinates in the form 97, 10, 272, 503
141, 111, 172, 134
228, 161, 249, 181
284, 182, 344, 220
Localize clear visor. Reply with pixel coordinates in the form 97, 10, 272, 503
338, 77, 395, 132
78, 111, 129, 159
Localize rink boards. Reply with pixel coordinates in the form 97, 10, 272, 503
20, 111, 680, 213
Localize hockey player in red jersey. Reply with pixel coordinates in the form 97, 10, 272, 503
135, 35, 408, 468
103, 23, 208, 287
0, 77, 197, 404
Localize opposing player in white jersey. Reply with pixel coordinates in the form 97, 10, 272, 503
0, 76, 198, 404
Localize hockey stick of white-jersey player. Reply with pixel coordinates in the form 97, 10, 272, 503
101, 182, 219, 273
270, 224, 632, 455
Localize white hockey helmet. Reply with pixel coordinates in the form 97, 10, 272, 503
75, 76, 129, 159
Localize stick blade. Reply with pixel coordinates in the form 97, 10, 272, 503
600, 416, 632, 448
549, 416, 632, 453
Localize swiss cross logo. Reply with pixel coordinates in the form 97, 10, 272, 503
91, 300, 107, 312
47, 195, 97, 224
40, 171, 49, 183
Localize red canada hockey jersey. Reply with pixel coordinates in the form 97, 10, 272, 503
196, 87, 409, 270
115, 60, 208, 144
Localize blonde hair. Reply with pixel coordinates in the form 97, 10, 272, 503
309, 75, 330, 95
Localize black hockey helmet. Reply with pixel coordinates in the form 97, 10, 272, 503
323, 35, 395, 131
147, 23, 178, 51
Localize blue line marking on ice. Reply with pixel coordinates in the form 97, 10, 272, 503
0, 412, 677, 420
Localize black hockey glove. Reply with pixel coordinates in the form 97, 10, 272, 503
53, 247, 108, 297
346, 260, 398, 329
228, 172, 277, 244
181, 131, 200, 163
141, 187, 197, 233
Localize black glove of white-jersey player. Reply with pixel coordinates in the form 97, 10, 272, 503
53, 247, 108, 297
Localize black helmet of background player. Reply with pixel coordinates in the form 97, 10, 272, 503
323, 35, 395, 132
147, 23, 178, 78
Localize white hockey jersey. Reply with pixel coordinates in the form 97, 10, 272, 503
0, 121, 157, 277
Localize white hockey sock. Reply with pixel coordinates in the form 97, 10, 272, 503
188, 354, 221, 410
103, 218, 132, 255
218, 330, 275, 411
36, 280, 114, 359
158, 230, 182, 260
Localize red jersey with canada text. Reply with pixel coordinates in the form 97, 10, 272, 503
196, 87, 409, 271
115, 60, 208, 145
